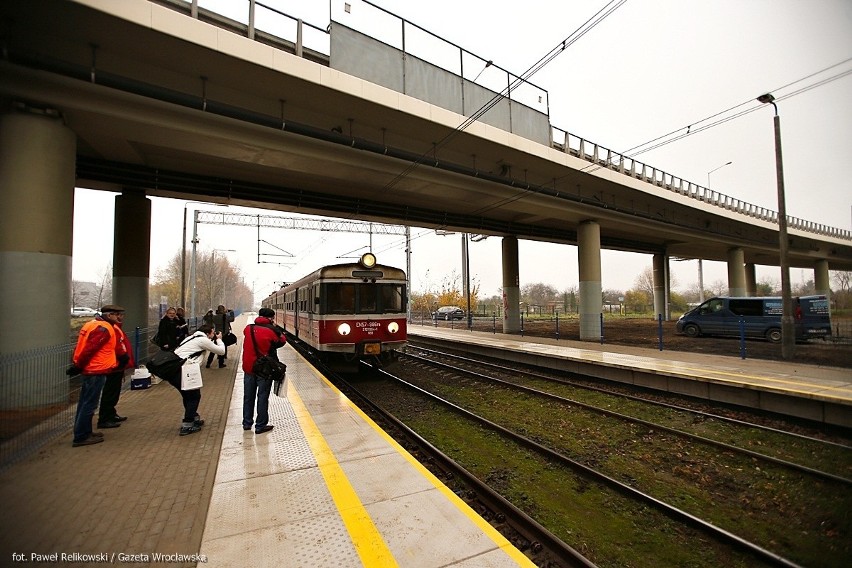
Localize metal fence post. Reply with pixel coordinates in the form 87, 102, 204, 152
739, 318, 747, 359
134, 326, 141, 367
658, 314, 663, 351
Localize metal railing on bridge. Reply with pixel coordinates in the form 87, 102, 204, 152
162, 0, 851, 242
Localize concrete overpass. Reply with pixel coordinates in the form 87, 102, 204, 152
2, 0, 851, 358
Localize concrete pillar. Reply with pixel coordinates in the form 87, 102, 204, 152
113, 190, 151, 358
744, 263, 757, 296
0, 107, 76, 407
726, 248, 746, 296
652, 254, 667, 320
501, 236, 520, 333
578, 221, 602, 340
814, 259, 830, 303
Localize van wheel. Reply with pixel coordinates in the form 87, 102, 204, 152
766, 328, 782, 343
683, 323, 700, 337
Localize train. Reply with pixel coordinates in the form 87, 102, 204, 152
262, 253, 407, 367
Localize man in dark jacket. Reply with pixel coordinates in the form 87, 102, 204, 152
241, 308, 285, 434
206, 305, 231, 368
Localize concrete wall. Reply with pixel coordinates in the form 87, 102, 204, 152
330, 23, 550, 146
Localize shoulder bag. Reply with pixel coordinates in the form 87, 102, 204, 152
146, 334, 203, 379
249, 325, 287, 395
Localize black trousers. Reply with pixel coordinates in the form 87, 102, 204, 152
98, 371, 123, 423
164, 373, 202, 423
206, 344, 227, 367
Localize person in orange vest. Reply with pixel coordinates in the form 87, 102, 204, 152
67, 305, 129, 447
97, 316, 135, 429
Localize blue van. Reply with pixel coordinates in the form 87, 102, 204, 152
676, 295, 831, 343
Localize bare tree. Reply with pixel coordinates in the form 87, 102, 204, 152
634, 267, 654, 298
521, 282, 558, 307
95, 263, 113, 308
831, 271, 851, 310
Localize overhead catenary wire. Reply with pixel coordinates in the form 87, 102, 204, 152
379, 0, 629, 196
581, 57, 852, 172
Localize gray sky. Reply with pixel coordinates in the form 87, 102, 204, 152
73, 0, 852, 302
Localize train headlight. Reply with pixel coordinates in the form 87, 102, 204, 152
337, 323, 351, 336
387, 321, 399, 334
359, 252, 377, 268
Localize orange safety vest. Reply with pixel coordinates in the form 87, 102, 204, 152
73, 319, 118, 373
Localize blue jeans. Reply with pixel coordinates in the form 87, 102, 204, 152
73, 374, 107, 442
243, 373, 272, 431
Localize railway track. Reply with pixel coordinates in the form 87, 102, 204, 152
291, 337, 851, 566
286, 335, 595, 567
406, 344, 852, 483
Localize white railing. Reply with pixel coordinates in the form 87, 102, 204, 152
553, 128, 851, 240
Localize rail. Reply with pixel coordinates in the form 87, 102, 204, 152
157, 0, 851, 241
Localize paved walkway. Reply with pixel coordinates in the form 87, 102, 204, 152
2, 324, 848, 567
0, 355, 238, 567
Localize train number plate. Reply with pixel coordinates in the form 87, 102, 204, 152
363, 343, 381, 355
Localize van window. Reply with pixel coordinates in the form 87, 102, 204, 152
728, 299, 763, 317
699, 299, 724, 314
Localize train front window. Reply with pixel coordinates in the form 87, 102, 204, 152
360, 285, 378, 313
327, 284, 356, 314
323, 282, 407, 314
381, 284, 405, 312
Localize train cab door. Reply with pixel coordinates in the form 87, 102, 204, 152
309, 283, 319, 344
293, 289, 299, 338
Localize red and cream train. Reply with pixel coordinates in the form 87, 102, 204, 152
262, 253, 407, 366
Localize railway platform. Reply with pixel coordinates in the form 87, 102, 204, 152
409, 324, 852, 428
0, 321, 536, 568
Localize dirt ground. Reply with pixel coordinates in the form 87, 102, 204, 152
427, 317, 852, 369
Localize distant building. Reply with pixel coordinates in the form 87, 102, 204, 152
72, 280, 108, 308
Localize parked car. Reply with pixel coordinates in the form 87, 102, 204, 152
71, 307, 99, 317
431, 306, 465, 320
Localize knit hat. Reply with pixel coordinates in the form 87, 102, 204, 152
258, 308, 274, 318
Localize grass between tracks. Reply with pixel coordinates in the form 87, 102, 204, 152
379, 384, 770, 568
369, 368, 852, 568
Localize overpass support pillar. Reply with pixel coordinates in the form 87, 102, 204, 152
726, 248, 746, 296
745, 263, 757, 296
578, 221, 602, 340
113, 190, 151, 343
0, 107, 76, 408
652, 254, 670, 320
501, 237, 520, 333
814, 260, 830, 307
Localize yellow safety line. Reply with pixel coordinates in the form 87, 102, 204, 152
286, 372, 399, 568
296, 354, 536, 567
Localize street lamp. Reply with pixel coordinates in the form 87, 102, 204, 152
757, 92, 794, 359
213, 248, 236, 307
707, 161, 732, 187
702, 161, 733, 303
